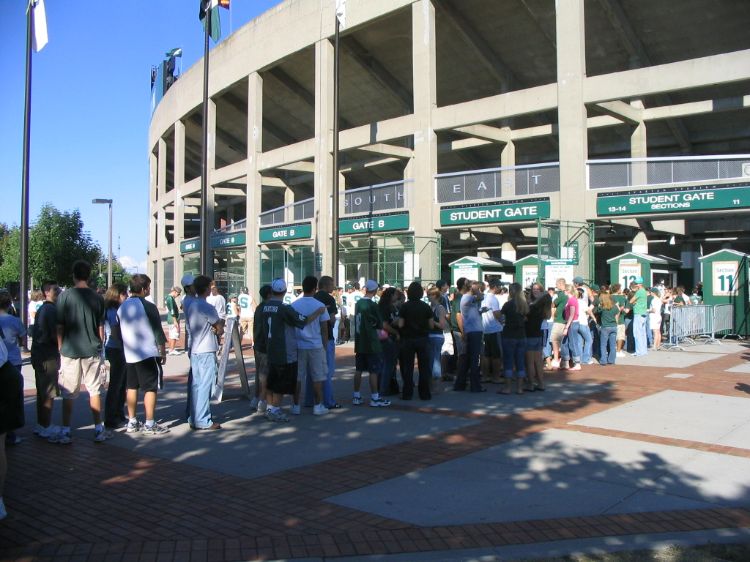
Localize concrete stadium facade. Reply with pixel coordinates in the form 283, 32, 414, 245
148, 0, 750, 303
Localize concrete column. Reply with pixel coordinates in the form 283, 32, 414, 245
246, 72, 263, 297
314, 38, 335, 277
412, 0, 439, 282
157, 138, 167, 202
632, 231, 648, 254
500, 136, 516, 197
501, 241, 517, 263
630, 101, 648, 186
149, 150, 158, 208
206, 99, 217, 272
173, 121, 186, 283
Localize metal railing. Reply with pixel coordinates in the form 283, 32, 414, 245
713, 304, 735, 337
587, 155, 750, 190
214, 218, 247, 233
258, 197, 314, 227
435, 162, 560, 204
342, 180, 411, 216
662, 303, 739, 350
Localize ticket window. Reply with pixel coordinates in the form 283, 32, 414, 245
651, 269, 676, 288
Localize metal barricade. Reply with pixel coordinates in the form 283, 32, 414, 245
713, 304, 736, 338
663, 305, 714, 350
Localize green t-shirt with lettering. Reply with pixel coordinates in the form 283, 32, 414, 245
354, 297, 382, 354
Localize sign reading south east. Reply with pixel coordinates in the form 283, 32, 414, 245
597, 184, 750, 217
259, 222, 312, 243
440, 198, 550, 227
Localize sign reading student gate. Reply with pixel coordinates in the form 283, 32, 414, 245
259, 222, 312, 243
440, 198, 550, 226
597, 184, 750, 217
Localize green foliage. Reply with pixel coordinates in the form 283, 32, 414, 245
0, 226, 21, 287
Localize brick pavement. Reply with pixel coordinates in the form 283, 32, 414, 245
2, 342, 750, 561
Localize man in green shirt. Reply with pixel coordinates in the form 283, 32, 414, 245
549, 277, 568, 368
353, 280, 390, 407
165, 286, 182, 355
52, 260, 106, 444
629, 277, 648, 356
610, 283, 628, 357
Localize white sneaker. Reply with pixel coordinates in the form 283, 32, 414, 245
249, 397, 259, 409
0, 497, 6, 520
38, 425, 59, 439
352, 396, 363, 406
49, 430, 71, 444
313, 404, 329, 416
290, 404, 301, 415
94, 427, 113, 443
369, 398, 391, 407
616, 351, 626, 358
256, 400, 268, 414
168, 349, 180, 356
551, 360, 560, 368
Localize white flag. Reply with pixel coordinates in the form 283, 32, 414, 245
335, 0, 345, 29
30, 0, 48, 52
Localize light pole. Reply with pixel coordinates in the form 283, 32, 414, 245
92, 198, 113, 287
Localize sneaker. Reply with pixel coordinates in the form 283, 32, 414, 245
551, 359, 560, 368
369, 398, 391, 407
249, 397, 259, 410
0, 498, 6, 521
38, 425, 60, 439
313, 404, 329, 416
352, 396, 363, 406
290, 404, 301, 415
256, 399, 268, 414
125, 420, 142, 433
586, 359, 596, 365
168, 349, 180, 356
94, 427, 113, 443
49, 430, 71, 444
616, 351, 626, 358
265, 409, 289, 422
569, 363, 582, 371
5, 435, 23, 446
142, 423, 170, 436
33, 424, 44, 435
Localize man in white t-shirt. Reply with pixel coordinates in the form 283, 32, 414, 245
291, 276, 330, 415
481, 279, 504, 383
206, 282, 227, 321
346, 283, 362, 343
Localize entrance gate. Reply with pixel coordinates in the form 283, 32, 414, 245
537, 220, 595, 284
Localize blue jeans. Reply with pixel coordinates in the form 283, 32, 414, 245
542, 320, 552, 359
501, 337, 527, 378
575, 323, 593, 364
455, 331, 483, 392
633, 315, 648, 356
429, 335, 444, 379
599, 326, 617, 365
189, 352, 216, 429
379, 337, 399, 395
560, 326, 580, 363
625, 317, 635, 353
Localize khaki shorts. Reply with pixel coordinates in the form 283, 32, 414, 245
550, 323, 566, 344
297, 348, 328, 383
616, 324, 626, 342
33, 356, 60, 400
59, 355, 103, 398
168, 325, 180, 341
254, 350, 268, 381
240, 318, 253, 336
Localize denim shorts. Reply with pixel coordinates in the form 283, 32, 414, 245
355, 353, 383, 374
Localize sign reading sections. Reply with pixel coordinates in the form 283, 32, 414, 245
180, 238, 201, 254
597, 184, 750, 217
211, 231, 246, 249
259, 223, 312, 243
440, 198, 550, 226
339, 213, 409, 235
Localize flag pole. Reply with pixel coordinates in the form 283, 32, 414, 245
332, 10, 340, 287
20, 1, 33, 347
200, 6, 212, 276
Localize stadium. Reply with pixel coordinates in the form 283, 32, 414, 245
148, 0, 750, 302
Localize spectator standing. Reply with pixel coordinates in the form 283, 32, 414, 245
560, 285, 581, 371
30, 282, 60, 438
610, 283, 628, 357
118, 274, 170, 436
251, 285, 273, 414
0, 337, 24, 520
398, 282, 435, 401
0, 293, 26, 446
427, 287, 449, 389
480, 281, 503, 383
206, 282, 227, 322
314, 276, 341, 409
377, 287, 402, 396
347, 282, 363, 343
165, 286, 183, 355
103, 283, 128, 429
649, 287, 663, 350
630, 277, 649, 356
450, 278, 469, 379
238, 287, 255, 347
353, 280, 390, 407
454, 281, 485, 393
525, 283, 552, 391
52, 260, 106, 444
597, 290, 620, 365
185, 275, 224, 430
549, 278, 568, 368
499, 283, 528, 394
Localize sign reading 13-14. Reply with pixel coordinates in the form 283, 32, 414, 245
712, 261, 739, 296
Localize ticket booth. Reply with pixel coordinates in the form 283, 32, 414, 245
450, 256, 514, 286
608, 252, 682, 289
699, 249, 750, 337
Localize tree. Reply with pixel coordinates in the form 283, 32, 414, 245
0, 226, 21, 287
29, 205, 102, 286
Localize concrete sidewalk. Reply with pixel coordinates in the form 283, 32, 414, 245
2, 338, 750, 561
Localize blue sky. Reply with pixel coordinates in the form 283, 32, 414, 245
1, 0, 281, 272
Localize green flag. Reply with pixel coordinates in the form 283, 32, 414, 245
199, 0, 221, 43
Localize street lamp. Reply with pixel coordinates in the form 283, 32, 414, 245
92, 198, 113, 287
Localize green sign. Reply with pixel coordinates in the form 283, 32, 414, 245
180, 238, 201, 254
259, 222, 312, 243
440, 198, 550, 226
211, 231, 246, 249
339, 213, 409, 235
597, 184, 750, 217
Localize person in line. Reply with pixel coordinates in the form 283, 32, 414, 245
179, 274, 197, 419
549, 278, 568, 368
119, 274, 170, 436
291, 276, 330, 415
30, 282, 60, 439
648, 287, 664, 350
28, 290, 44, 330
525, 283, 552, 391
52, 260, 106, 444
597, 289, 620, 366
450, 278, 469, 381
185, 275, 224, 430
427, 287, 449, 393
238, 287, 255, 348
314, 276, 342, 409
560, 284, 581, 371
454, 281, 485, 393
499, 283, 528, 395
575, 287, 595, 365
480, 280, 503, 384
0, 293, 26, 446
0, 337, 24, 519
377, 287, 402, 396
250, 285, 273, 414
609, 283, 628, 358
103, 283, 129, 430
353, 280, 391, 407
346, 282, 362, 343
165, 286, 183, 355
206, 281, 227, 322
398, 282, 436, 401
630, 277, 649, 357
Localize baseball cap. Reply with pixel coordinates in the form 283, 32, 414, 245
634, 276, 643, 284
573, 276, 584, 285
181, 273, 195, 287
365, 279, 379, 292
271, 278, 287, 293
